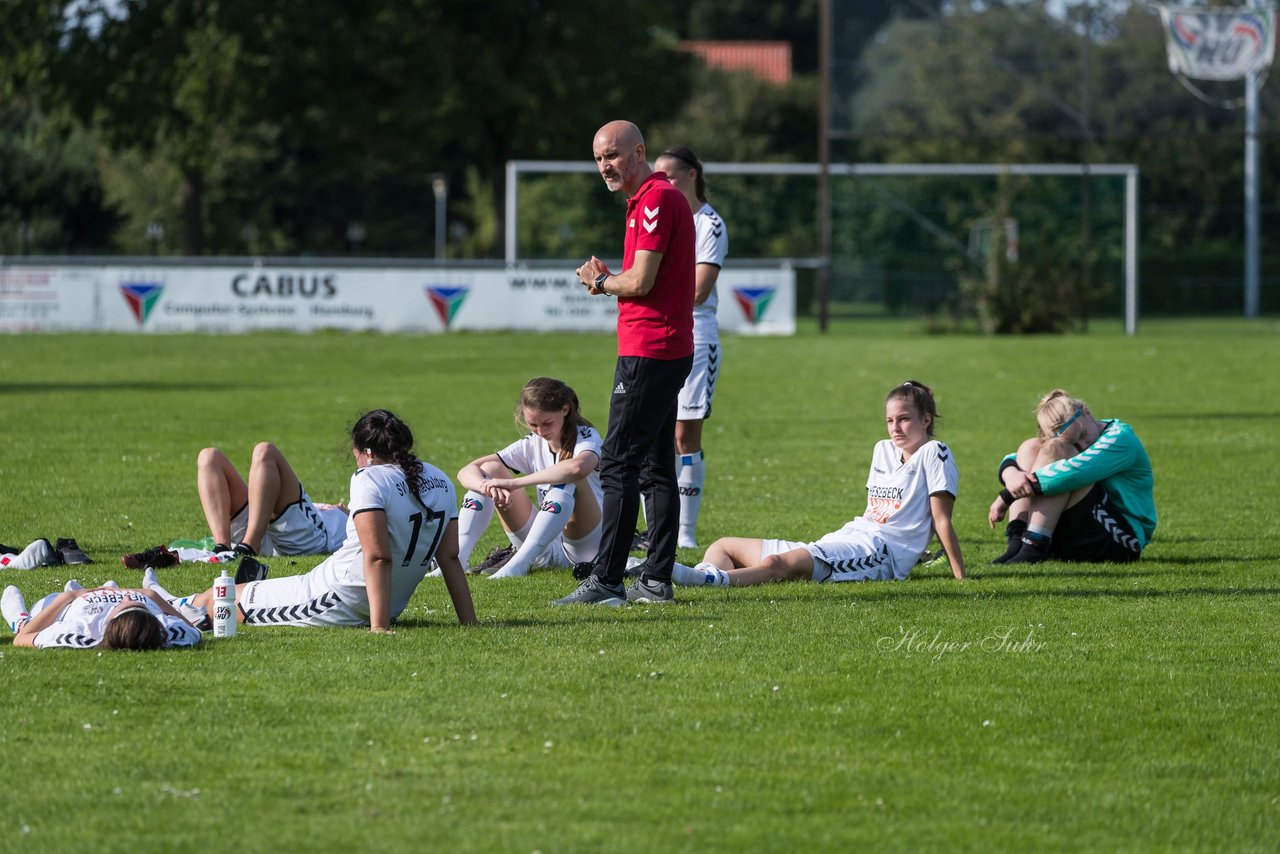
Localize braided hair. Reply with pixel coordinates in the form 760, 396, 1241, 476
351, 409, 426, 498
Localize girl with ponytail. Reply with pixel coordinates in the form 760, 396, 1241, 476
173, 409, 476, 631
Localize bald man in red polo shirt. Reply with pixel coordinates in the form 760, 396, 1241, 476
554, 120, 695, 607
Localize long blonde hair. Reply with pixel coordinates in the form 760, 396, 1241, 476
1035, 389, 1088, 439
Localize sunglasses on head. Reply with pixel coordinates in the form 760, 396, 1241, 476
1056, 406, 1084, 436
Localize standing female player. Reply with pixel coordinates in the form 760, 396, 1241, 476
3, 581, 202, 649
672, 381, 966, 586
170, 410, 475, 631
455, 378, 602, 579
650, 145, 728, 550
987, 389, 1155, 564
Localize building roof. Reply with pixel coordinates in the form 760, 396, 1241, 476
678, 41, 792, 85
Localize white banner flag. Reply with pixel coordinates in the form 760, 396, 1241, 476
1159, 6, 1276, 81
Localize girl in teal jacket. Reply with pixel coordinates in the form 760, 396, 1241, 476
988, 389, 1155, 564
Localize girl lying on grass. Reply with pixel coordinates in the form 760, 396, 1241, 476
3, 580, 202, 650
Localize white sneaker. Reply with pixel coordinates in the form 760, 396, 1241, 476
2, 585, 30, 632
0, 538, 58, 570
102, 579, 120, 589
64, 579, 84, 592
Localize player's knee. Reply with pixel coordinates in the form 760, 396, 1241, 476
197, 447, 226, 469
251, 441, 281, 463
760, 554, 807, 581
1016, 437, 1043, 464
1038, 436, 1076, 461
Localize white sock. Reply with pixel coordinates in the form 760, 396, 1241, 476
142, 568, 178, 603
2, 585, 29, 632
456, 491, 495, 566
671, 560, 729, 587
678, 451, 705, 548
490, 487, 575, 579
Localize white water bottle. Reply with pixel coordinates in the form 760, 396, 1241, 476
213, 569, 236, 638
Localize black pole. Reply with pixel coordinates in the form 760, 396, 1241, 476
818, 0, 832, 333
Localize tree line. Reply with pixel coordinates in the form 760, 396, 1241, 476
1, 1, 1275, 315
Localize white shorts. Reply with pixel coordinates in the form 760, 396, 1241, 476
231, 489, 340, 556
677, 339, 721, 421
238, 572, 364, 627
762, 528, 896, 582
526, 524, 602, 569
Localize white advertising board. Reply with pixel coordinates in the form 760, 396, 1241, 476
0, 263, 794, 335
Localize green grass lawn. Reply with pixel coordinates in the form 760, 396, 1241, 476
1, 318, 1277, 852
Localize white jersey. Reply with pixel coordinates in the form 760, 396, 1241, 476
498, 425, 604, 506
692, 202, 727, 344
33, 589, 202, 649
309, 462, 458, 622
837, 439, 959, 578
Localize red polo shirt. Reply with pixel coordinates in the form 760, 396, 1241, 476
617, 172, 695, 359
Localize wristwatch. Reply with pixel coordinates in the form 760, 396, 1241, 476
594, 272, 611, 294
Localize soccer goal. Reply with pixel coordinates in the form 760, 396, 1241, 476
506, 160, 1139, 334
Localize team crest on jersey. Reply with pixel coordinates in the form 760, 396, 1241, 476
732, 286, 776, 325
120, 282, 164, 326
425, 285, 469, 328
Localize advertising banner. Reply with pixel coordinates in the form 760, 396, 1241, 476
0, 263, 794, 335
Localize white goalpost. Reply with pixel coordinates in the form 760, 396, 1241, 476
506, 160, 1141, 335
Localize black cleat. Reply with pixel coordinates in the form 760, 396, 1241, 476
1004, 537, 1051, 565
56, 538, 94, 565
232, 542, 258, 557
630, 529, 651, 552
235, 556, 270, 585
121, 546, 180, 569
467, 545, 514, 576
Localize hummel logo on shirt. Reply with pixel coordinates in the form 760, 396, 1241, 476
614, 382, 626, 394
642, 206, 658, 234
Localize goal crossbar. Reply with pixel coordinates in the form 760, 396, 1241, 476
505, 161, 1140, 334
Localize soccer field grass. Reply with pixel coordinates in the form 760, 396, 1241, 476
1, 318, 1277, 852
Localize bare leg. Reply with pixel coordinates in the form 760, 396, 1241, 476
190, 586, 247, 624
1027, 437, 1093, 533
562, 482, 600, 541
197, 448, 248, 546
242, 443, 304, 553
1004, 438, 1044, 524
491, 490, 535, 536
724, 547, 814, 587
675, 420, 703, 456
702, 537, 766, 572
